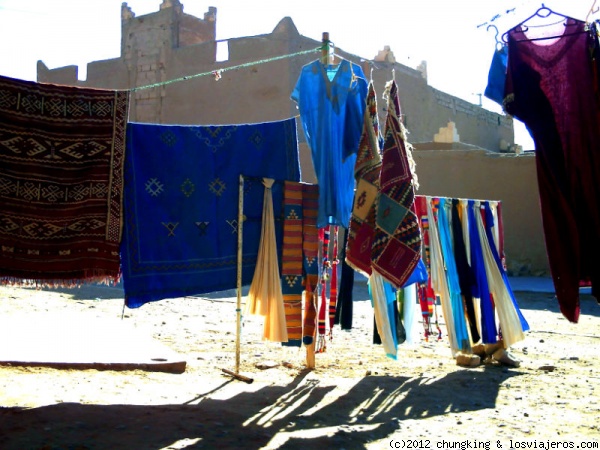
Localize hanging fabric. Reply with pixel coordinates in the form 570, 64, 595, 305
328, 226, 339, 331
334, 230, 355, 330
473, 200, 525, 348
402, 283, 421, 345
467, 200, 499, 344
280, 181, 305, 347
484, 44, 509, 107
302, 183, 320, 345
371, 80, 422, 288
291, 59, 369, 228
414, 196, 439, 341
427, 197, 459, 356
246, 178, 288, 342
369, 271, 398, 359
503, 13, 600, 322
0, 75, 129, 285
346, 80, 383, 275
437, 198, 472, 352
316, 226, 330, 352
451, 198, 481, 344
120, 119, 300, 307
483, 202, 530, 334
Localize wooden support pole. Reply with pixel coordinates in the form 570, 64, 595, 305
235, 174, 244, 375
222, 368, 253, 384
321, 32, 331, 65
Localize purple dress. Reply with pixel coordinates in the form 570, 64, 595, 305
504, 19, 600, 322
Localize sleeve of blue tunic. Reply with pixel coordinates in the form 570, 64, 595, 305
343, 65, 368, 160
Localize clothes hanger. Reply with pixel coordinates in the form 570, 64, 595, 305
501, 4, 581, 43
586, 0, 599, 23
487, 24, 505, 50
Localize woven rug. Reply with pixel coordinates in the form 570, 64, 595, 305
121, 119, 300, 307
371, 81, 422, 288
346, 81, 382, 276
0, 74, 129, 285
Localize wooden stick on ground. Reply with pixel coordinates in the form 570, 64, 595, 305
221, 368, 254, 384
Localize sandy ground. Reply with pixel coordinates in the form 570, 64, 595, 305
0, 280, 599, 450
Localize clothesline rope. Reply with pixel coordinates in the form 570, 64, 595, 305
132, 46, 321, 92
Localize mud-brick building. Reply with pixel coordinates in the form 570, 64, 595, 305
37, 0, 547, 276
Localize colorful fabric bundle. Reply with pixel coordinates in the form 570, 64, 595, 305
467, 200, 498, 344
371, 81, 422, 288
281, 181, 304, 347
427, 197, 460, 355
451, 198, 481, 344
473, 200, 525, 348
0, 75, 129, 285
481, 202, 529, 338
437, 198, 471, 352
346, 81, 382, 275
120, 119, 300, 307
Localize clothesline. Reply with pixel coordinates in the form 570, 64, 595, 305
419, 194, 501, 204
132, 46, 322, 92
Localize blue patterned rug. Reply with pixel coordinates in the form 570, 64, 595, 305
121, 119, 300, 307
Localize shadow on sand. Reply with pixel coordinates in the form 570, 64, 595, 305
513, 290, 600, 318
0, 367, 521, 450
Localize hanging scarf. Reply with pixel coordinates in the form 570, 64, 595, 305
328, 226, 339, 332
246, 178, 288, 342
334, 230, 355, 330
480, 201, 529, 342
467, 200, 498, 344
414, 196, 438, 341
281, 181, 304, 347
437, 198, 471, 352
302, 183, 320, 345
427, 197, 460, 356
316, 226, 330, 353
369, 271, 398, 359
451, 198, 481, 344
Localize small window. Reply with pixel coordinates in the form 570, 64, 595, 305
216, 40, 229, 62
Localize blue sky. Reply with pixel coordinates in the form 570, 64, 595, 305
0, 0, 596, 149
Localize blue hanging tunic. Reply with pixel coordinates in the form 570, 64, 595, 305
291, 59, 368, 228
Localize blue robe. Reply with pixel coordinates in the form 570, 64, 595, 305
291, 59, 368, 228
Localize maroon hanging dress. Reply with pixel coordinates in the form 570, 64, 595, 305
504, 19, 600, 322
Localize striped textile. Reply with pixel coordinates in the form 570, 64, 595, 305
328, 226, 339, 330
317, 226, 330, 344
281, 181, 304, 347
302, 183, 320, 345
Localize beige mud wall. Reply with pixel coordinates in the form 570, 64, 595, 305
413, 150, 548, 276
